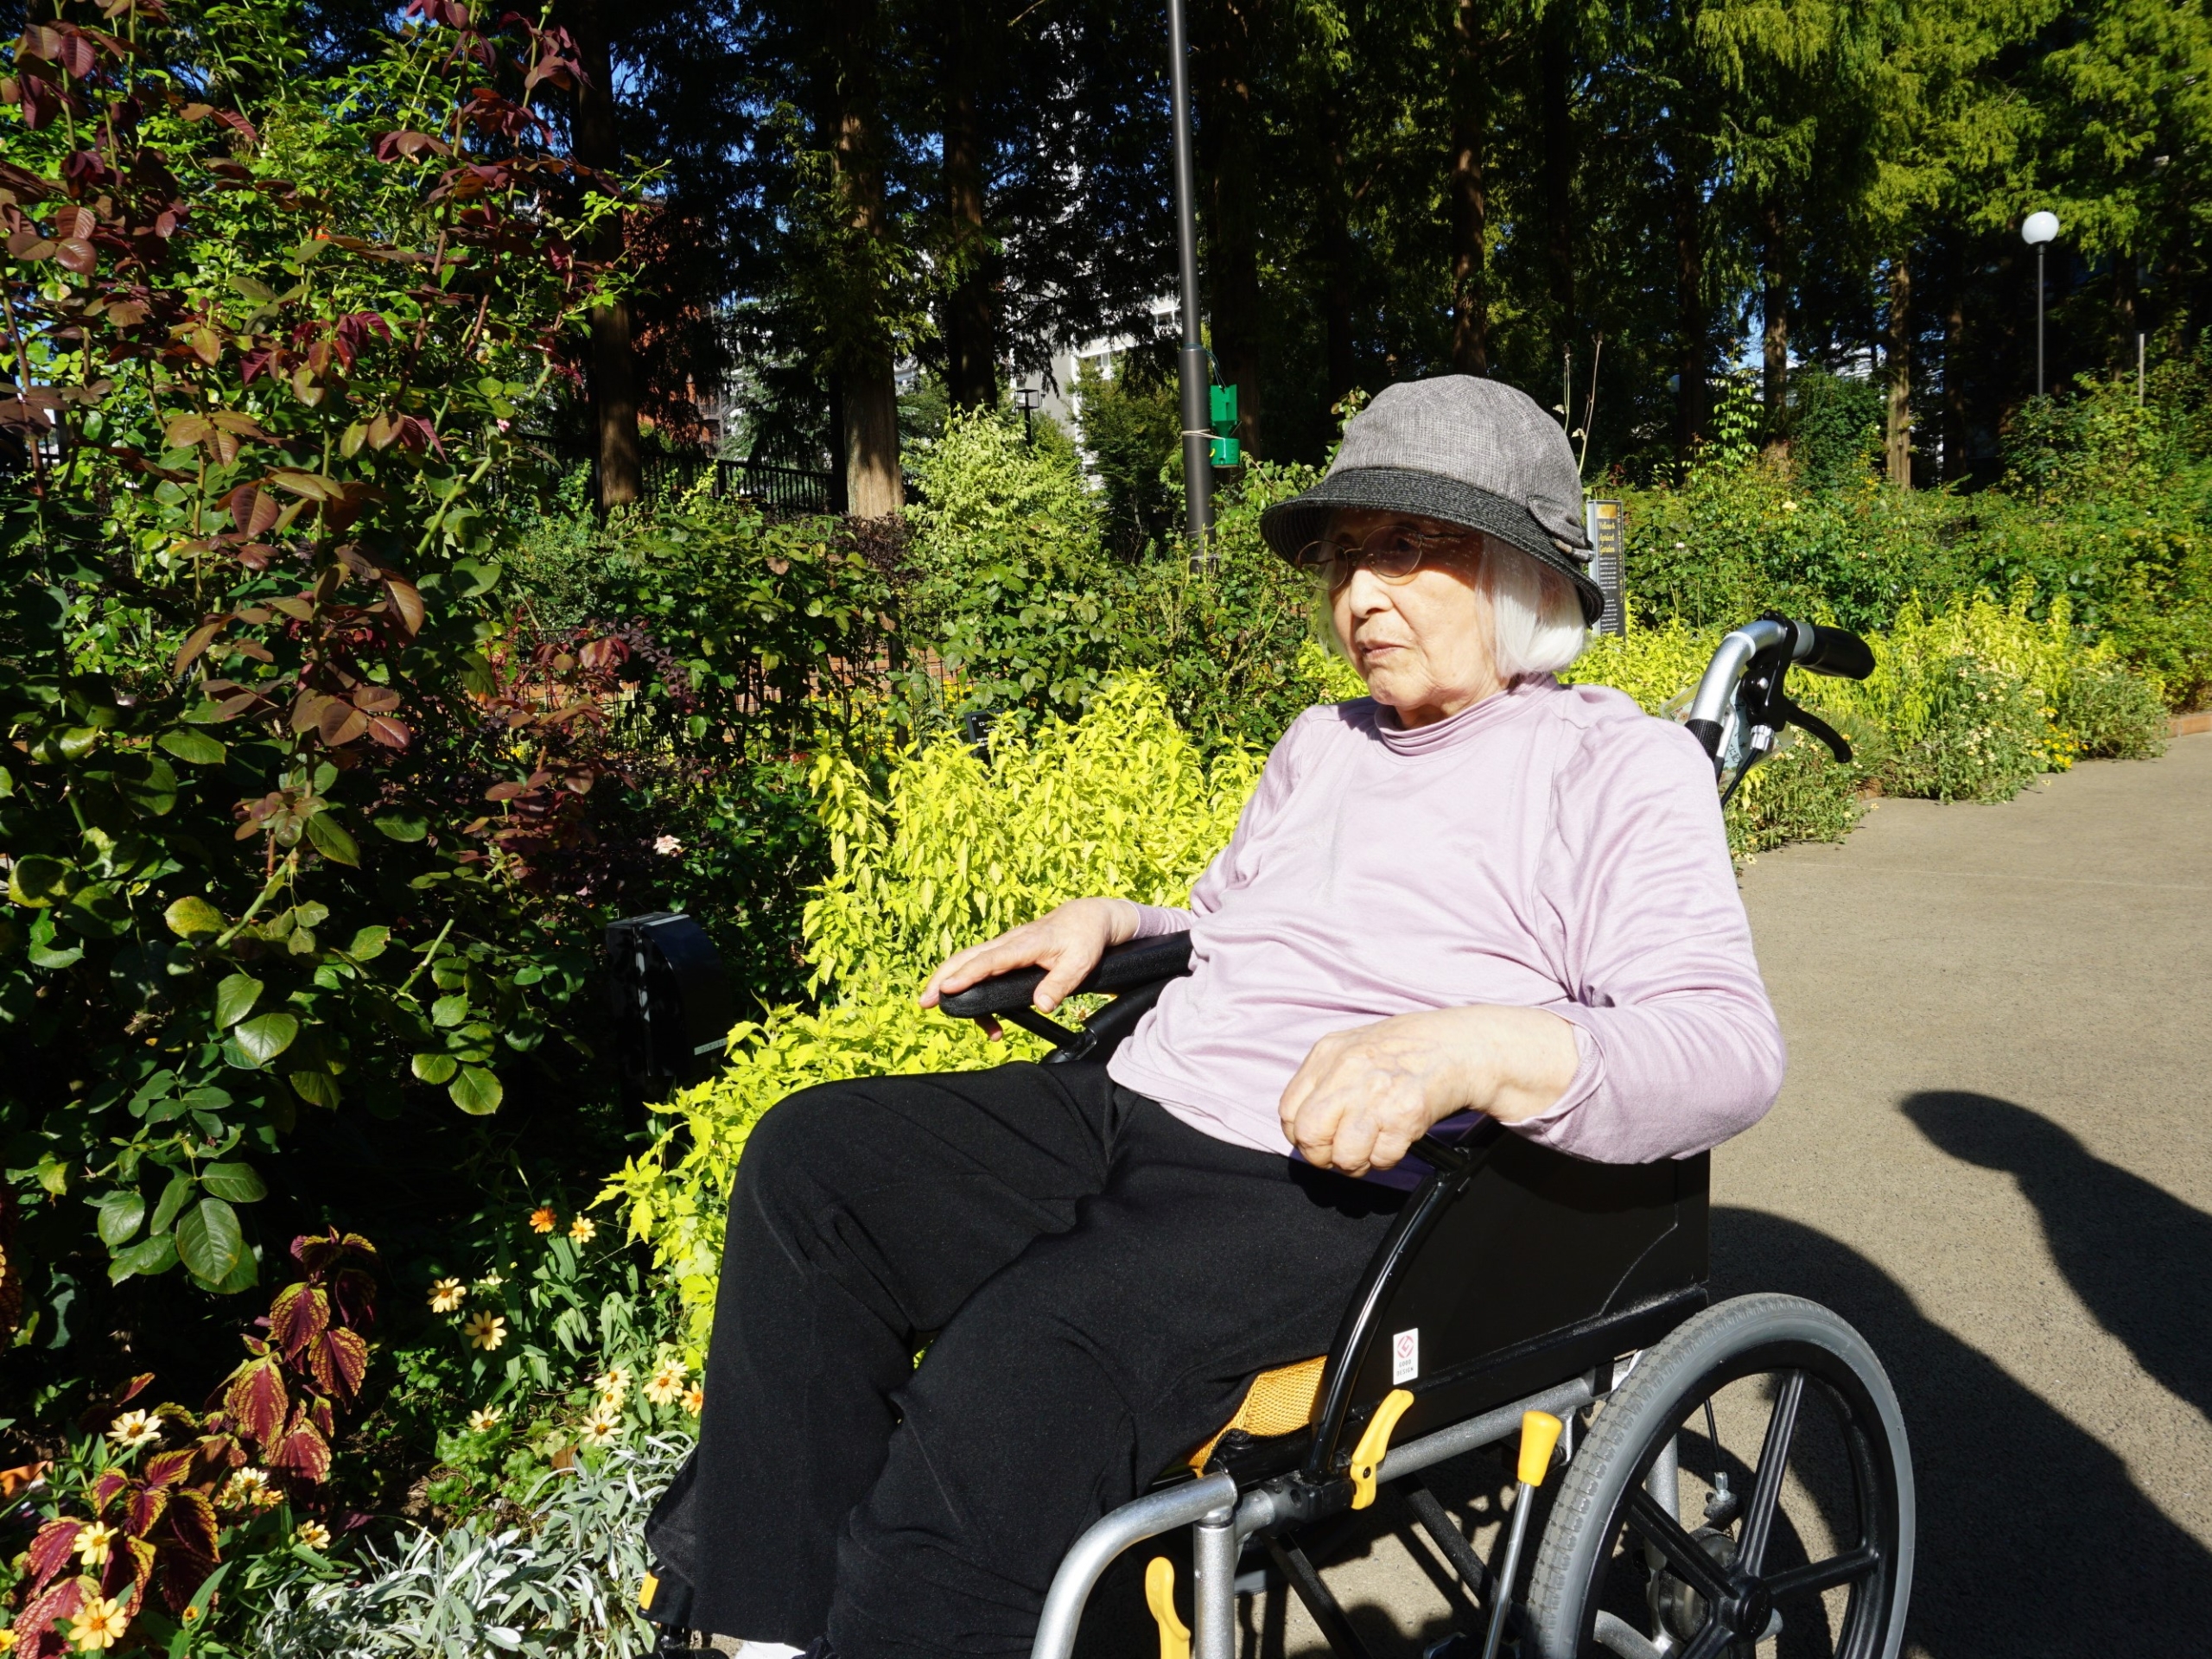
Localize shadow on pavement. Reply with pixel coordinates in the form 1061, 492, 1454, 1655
1714, 1205, 2212, 1657
1901, 1089, 2212, 1426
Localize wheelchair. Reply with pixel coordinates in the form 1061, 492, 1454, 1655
643, 616, 1914, 1659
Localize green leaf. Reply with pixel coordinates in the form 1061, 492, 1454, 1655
214, 973, 263, 1028
448, 1066, 503, 1116
430, 992, 468, 1027
6, 854, 72, 908
288, 1070, 340, 1109
95, 1190, 146, 1248
305, 811, 360, 867
60, 881, 130, 938
229, 1012, 299, 1065
164, 895, 225, 938
200, 1161, 267, 1203
118, 753, 180, 817
157, 728, 226, 766
346, 925, 391, 961
109, 1232, 178, 1284
372, 810, 429, 842
150, 1169, 195, 1236
410, 1052, 458, 1085
175, 1196, 245, 1286
211, 1247, 259, 1295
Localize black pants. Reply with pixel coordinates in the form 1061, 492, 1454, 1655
687, 1061, 1403, 1657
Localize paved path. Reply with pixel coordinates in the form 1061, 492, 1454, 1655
1241, 734, 2212, 1657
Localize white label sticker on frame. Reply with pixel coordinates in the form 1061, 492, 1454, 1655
1392, 1328, 1419, 1385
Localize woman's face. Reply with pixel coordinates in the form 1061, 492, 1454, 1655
1324, 509, 1503, 728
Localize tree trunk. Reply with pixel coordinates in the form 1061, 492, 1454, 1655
1539, 10, 1574, 368
1319, 85, 1357, 408
1885, 255, 1911, 490
1671, 139, 1706, 471
827, 0, 903, 516
569, 0, 640, 509
1196, 0, 1267, 457
940, 1, 995, 412
1448, 0, 1490, 376
1943, 266, 1967, 484
1759, 196, 1789, 447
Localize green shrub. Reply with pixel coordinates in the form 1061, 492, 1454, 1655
1866, 654, 2052, 803
2051, 662, 2171, 760
1073, 356, 1182, 560
603, 677, 1261, 1361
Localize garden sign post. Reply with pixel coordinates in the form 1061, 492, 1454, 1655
1166, 0, 1216, 563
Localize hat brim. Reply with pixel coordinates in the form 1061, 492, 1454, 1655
1258, 467, 1605, 627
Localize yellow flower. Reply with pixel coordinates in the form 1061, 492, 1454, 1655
594, 1365, 630, 1406
106, 1410, 161, 1453
568, 1215, 597, 1243
473, 1272, 504, 1292
576, 1407, 622, 1446
467, 1405, 504, 1432
1, 1624, 17, 1650
530, 1206, 557, 1234
67, 1594, 129, 1651
429, 1278, 467, 1313
73, 1522, 118, 1567
682, 1383, 704, 1416
295, 1520, 331, 1551
463, 1311, 507, 1351
645, 1359, 689, 1407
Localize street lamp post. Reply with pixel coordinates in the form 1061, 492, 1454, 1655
2022, 211, 2060, 398
1166, 0, 1214, 562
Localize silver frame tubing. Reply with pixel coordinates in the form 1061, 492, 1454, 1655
1028, 1376, 1596, 1659
1682, 617, 1791, 733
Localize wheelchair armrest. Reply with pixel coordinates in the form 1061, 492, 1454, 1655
935, 932, 1194, 1020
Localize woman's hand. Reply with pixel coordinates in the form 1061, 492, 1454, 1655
919, 897, 1144, 1038
1278, 1006, 1581, 1177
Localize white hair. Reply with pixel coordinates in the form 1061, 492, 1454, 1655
1480, 537, 1590, 678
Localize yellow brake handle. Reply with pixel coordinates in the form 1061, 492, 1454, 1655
1348, 1387, 1415, 1510
1145, 1555, 1191, 1659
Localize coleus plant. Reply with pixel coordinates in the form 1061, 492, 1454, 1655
0, 0, 632, 1315
8, 1230, 378, 1656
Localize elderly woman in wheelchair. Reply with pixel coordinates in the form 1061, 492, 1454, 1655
643, 378, 1913, 1659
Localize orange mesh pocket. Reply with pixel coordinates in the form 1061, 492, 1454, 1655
1186, 1355, 1327, 1471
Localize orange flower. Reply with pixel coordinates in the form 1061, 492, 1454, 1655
530, 1206, 557, 1235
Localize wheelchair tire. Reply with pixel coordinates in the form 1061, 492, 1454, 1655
1522, 1293, 1914, 1659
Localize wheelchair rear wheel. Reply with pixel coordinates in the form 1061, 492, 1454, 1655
1522, 1294, 1913, 1659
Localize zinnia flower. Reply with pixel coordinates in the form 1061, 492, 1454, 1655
568, 1215, 596, 1243
73, 1522, 118, 1567
682, 1383, 704, 1415
218, 1466, 272, 1509
576, 1407, 622, 1446
594, 1364, 630, 1403
530, 1206, 557, 1234
295, 1520, 331, 1551
653, 835, 683, 856
645, 1359, 689, 1407
474, 1272, 504, 1292
467, 1405, 504, 1431
67, 1595, 129, 1651
429, 1278, 467, 1313
106, 1410, 161, 1453
1, 1623, 19, 1650
463, 1311, 508, 1351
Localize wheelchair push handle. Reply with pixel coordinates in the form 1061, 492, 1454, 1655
1684, 615, 1872, 798
934, 931, 1195, 1020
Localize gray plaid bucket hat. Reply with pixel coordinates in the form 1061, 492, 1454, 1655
1259, 376, 1603, 626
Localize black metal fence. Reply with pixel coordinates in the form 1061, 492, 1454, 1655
636, 454, 843, 515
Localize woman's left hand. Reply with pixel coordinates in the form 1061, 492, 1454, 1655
1278, 1006, 1581, 1177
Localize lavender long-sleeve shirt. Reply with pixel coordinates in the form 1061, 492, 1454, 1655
1104, 676, 1785, 1165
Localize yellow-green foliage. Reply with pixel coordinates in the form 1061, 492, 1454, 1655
599, 677, 1262, 1362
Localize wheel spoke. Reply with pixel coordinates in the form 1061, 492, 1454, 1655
1765, 1544, 1879, 1599
1737, 1370, 1805, 1575
1624, 1487, 1731, 1602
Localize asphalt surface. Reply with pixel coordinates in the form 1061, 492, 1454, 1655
1235, 734, 2212, 1657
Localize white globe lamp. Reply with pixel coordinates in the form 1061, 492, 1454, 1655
2021, 211, 2060, 247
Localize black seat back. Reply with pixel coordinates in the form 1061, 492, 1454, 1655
1306, 1126, 1709, 1474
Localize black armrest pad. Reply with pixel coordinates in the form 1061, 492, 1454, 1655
936, 932, 1195, 1019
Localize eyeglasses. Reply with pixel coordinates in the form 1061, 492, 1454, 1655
1294, 524, 1476, 589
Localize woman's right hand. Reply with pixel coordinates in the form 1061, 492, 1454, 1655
918, 897, 1142, 1033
